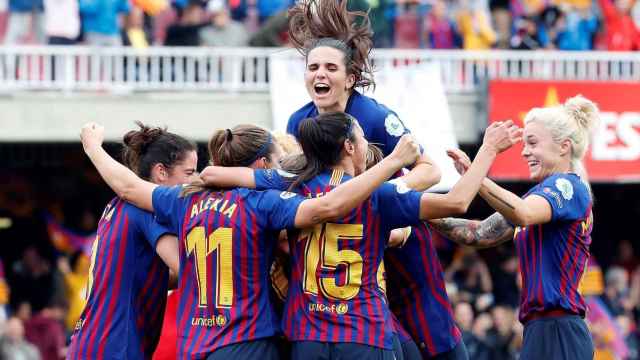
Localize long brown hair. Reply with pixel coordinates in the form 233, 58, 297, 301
288, 0, 375, 90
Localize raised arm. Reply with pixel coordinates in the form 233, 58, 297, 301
200, 166, 256, 188
417, 121, 522, 220
294, 135, 421, 228
447, 148, 551, 227
399, 152, 442, 191
478, 178, 551, 227
429, 212, 515, 249
81, 123, 157, 211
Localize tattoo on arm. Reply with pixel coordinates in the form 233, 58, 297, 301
430, 212, 515, 248
488, 191, 516, 210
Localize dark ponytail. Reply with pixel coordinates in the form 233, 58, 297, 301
122, 121, 196, 180
289, 111, 356, 190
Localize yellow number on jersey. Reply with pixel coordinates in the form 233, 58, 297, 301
303, 223, 364, 301
186, 226, 233, 308
85, 236, 100, 300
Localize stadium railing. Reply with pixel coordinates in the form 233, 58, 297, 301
1, 46, 639, 93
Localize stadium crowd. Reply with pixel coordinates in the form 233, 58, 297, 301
1, 0, 640, 49
0, 166, 639, 359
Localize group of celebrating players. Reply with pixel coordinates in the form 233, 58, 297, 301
66, 0, 599, 359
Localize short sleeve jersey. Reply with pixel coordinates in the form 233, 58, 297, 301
151, 185, 306, 359
514, 173, 593, 323
255, 169, 422, 349
68, 198, 172, 360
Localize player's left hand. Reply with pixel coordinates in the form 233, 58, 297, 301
80, 122, 105, 151
446, 148, 471, 175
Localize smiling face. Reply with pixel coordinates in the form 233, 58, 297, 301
304, 46, 355, 113
521, 121, 567, 182
165, 150, 198, 185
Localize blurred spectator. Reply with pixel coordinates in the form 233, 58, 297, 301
367, 0, 394, 47
537, 5, 563, 48
24, 300, 67, 360
3, 0, 43, 44
393, 4, 421, 48
57, 253, 88, 333
486, 305, 520, 360
79, 0, 130, 46
510, 15, 543, 49
490, 0, 511, 48
124, 6, 151, 47
423, 0, 459, 48
602, 266, 632, 316
255, 0, 290, 23
597, 0, 640, 50
0, 177, 55, 283
199, 0, 249, 46
43, 0, 79, 44
457, 0, 496, 49
9, 246, 66, 315
617, 314, 639, 359
247, 8, 287, 46
445, 249, 493, 302
0, 317, 41, 360
555, 4, 598, 50
490, 254, 520, 309
164, 0, 207, 46
615, 239, 640, 277
455, 302, 492, 359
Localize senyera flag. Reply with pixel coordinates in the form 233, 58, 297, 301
488, 80, 640, 182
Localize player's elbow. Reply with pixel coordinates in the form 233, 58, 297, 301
447, 196, 470, 215
117, 185, 136, 203
509, 208, 534, 227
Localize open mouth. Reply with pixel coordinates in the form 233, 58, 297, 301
314, 83, 330, 96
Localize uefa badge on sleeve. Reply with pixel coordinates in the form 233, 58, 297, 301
384, 114, 405, 137
280, 191, 297, 200
555, 178, 574, 200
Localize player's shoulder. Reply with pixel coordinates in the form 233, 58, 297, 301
350, 91, 391, 122
542, 173, 589, 200
289, 101, 317, 123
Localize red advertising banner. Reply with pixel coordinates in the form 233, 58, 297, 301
488, 80, 640, 182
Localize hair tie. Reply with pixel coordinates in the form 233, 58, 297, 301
226, 129, 233, 142
241, 133, 273, 167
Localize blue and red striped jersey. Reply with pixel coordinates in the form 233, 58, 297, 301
67, 198, 171, 360
255, 169, 423, 349
151, 185, 306, 359
385, 222, 461, 356
515, 173, 593, 323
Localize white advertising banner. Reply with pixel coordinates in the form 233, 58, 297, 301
269, 50, 460, 191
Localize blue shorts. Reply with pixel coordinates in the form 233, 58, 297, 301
206, 338, 280, 360
291, 341, 395, 360
520, 315, 594, 360
425, 341, 469, 360
399, 338, 422, 360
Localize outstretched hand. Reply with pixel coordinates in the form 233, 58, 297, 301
446, 148, 472, 175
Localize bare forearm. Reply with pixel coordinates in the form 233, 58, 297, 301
401, 154, 441, 191
200, 166, 256, 188
479, 179, 529, 225
443, 145, 498, 213
84, 144, 155, 210
429, 212, 514, 248
315, 156, 404, 222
